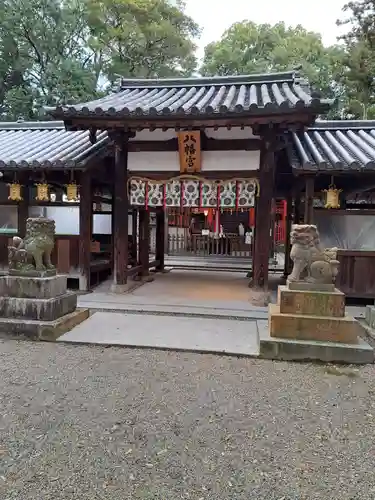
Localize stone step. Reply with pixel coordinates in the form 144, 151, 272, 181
269, 303, 362, 344
0, 308, 89, 340
0, 292, 77, 321
0, 275, 67, 299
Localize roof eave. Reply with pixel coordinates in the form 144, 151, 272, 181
49, 103, 330, 124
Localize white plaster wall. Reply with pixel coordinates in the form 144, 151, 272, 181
31, 206, 131, 235
93, 214, 112, 234
201, 150, 260, 171
42, 207, 80, 235
205, 127, 256, 139
131, 130, 177, 141
128, 150, 259, 172
128, 151, 179, 171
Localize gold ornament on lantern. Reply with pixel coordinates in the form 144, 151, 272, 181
35, 183, 49, 201
66, 182, 78, 202
8, 182, 22, 201
322, 178, 342, 209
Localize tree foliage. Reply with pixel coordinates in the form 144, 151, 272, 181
86, 0, 199, 81
2, 0, 375, 123
338, 0, 375, 118
0, 0, 199, 120
201, 22, 345, 103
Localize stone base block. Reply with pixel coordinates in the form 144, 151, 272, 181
0, 308, 89, 341
287, 281, 335, 292
278, 286, 345, 317
365, 305, 375, 329
9, 268, 56, 278
258, 320, 373, 364
0, 275, 67, 299
269, 304, 360, 344
0, 292, 77, 321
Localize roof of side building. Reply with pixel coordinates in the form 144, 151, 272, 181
290, 120, 375, 171
0, 121, 109, 170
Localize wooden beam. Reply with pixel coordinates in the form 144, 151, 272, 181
293, 190, 302, 224
111, 132, 130, 290
127, 170, 260, 181
155, 209, 165, 271
61, 111, 318, 132
304, 176, 314, 224
138, 208, 150, 277
17, 185, 29, 238
252, 143, 275, 289
128, 136, 261, 152
283, 196, 293, 279
79, 170, 92, 291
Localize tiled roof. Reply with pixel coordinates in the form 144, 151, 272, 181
0, 121, 109, 170
291, 120, 375, 171
49, 71, 331, 120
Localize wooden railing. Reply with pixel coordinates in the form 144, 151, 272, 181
167, 233, 252, 258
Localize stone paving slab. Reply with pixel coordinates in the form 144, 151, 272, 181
78, 300, 268, 320
77, 295, 365, 323
58, 312, 260, 356
257, 320, 374, 365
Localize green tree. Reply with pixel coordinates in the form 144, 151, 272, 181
337, 0, 375, 118
201, 21, 345, 104
0, 0, 100, 119
85, 0, 200, 81
0, 0, 200, 120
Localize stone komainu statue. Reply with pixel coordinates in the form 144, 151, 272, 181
8, 218, 56, 274
288, 224, 340, 285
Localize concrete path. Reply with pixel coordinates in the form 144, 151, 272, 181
78, 269, 366, 320
58, 312, 260, 356
68, 269, 370, 361
78, 269, 277, 319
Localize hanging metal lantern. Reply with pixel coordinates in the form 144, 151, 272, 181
35, 183, 49, 201
66, 182, 78, 202
8, 183, 22, 201
322, 183, 342, 209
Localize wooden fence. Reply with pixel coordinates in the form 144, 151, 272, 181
167, 233, 252, 258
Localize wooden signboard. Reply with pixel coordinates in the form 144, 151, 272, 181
177, 131, 201, 173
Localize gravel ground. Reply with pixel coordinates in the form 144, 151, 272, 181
1, 340, 375, 500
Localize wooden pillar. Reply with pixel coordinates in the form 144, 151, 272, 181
339, 190, 347, 209
164, 209, 169, 254
139, 208, 150, 276
252, 143, 275, 289
293, 193, 301, 224
79, 170, 92, 291
131, 208, 138, 266
155, 208, 165, 271
111, 132, 130, 291
18, 184, 29, 238
283, 195, 293, 279
304, 176, 314, 224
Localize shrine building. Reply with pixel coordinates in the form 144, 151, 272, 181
0, 70, 375, 298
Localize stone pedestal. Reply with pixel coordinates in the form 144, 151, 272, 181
269, 283, 361, 344
0, 275, 88, 340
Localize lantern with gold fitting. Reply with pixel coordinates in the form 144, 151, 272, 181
8, 176, 23, 201
66, 182, 78, 202
322, 177, 342, 209
65, 171, 79, 202
35, 182, 49, 202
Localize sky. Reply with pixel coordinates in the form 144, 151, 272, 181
183, 0, 349, 59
